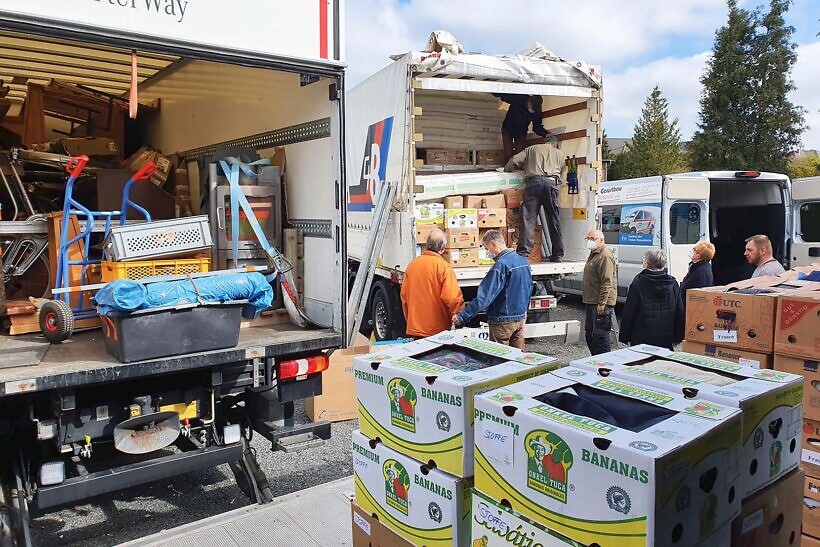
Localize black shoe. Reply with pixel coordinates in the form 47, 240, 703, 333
549, 256, 563, 263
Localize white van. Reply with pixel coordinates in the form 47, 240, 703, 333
556, 171, 820, 299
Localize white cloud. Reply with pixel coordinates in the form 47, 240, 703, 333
793, 41, 820, 151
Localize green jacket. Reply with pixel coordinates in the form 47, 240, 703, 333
583, 245, 617, 306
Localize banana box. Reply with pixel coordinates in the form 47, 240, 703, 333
354, 331, 558, 477
352, 430, 471, 547
471, 489, 584, 547
474, 367, 743, 547
570, 344, 803, 498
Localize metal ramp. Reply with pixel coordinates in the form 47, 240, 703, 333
119, 477, 355, 547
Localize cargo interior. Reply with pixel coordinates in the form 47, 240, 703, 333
0, 28, 341, 330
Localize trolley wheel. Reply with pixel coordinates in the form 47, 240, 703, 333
39, 300, 75, 343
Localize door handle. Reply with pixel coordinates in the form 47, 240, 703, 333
216, 206, 225, 230
810, 247, 820, 258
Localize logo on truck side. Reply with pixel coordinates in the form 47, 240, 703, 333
349, 117, 394, 211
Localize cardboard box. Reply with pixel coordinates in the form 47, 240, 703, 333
446, 228, 479, 249
445, 247, 480, 267
446, 208, 478, 229
805, 473, 820, 503
415, 202, 445, 225
804, 472, 820, 540
449, 149, 470, 165
351, 501, 413, 547
775, 286, 820, 359
685, 280, 799, 352
502, 188, 525, 209
352, 430, 471, 546
466, 194, 506, 209
731, 468, 803, 547
476, 150, 506, 165
354, 331, 558, 477
418, 148, 451, 165
571, 345, 803, 498
682, 340, 773, 369
474, 367, 743, 547
443, 196, 464, 209
416, 223, 444, 245
804, 419, 820, 477
804, 535, 820, 547
775, 354, 820, 422
471, 489, 581, 546
60, 137, 119, 157
478, 208, 507, 228
305, 344, 371, 423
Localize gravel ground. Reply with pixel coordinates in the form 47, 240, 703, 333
30, 298, 603, 546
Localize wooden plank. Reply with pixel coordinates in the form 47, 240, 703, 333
10, 313, 99, 335
525, 129, 588, 148
541, 101, 588, 119
5, 300, 36, 316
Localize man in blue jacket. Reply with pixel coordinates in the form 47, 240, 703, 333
452, 230, 532, 349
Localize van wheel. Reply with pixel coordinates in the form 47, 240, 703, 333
371, 281, 405, 341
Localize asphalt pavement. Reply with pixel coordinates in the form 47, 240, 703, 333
30, 298, 603, 546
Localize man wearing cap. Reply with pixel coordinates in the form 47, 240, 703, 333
505, 135, 567, 263
493, 94, 549, 161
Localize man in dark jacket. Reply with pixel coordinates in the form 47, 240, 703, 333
453, 230, 532, 349
493, 94, 549, 161
619, 248, 685, 350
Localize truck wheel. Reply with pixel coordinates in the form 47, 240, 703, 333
39, 300, 74, 343
371, 281, 405, 341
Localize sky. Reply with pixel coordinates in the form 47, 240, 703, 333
344, 0, 820, 150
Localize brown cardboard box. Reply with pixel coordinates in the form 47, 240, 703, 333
465, 193, 505, 209
445, 227, 479, 249
478, 208, 507, 228
502, 188, 525, 208
804, 535, 820, 546
444, 248, 479, 268
448, 149, 470, 165
60, 137, 119, 157
351, 502, 413, 547
418, 148, 449, 164
803, 419, 820, 477
443, 196, 464, 209
305, 342, 371, 423
775, 286, 820, 359
476, 149, 505, 165
805, 474, 820, 540
805, 474, 820, 503
731, 468, 803, 547
415, 223, 444, 244
682, 340, 774, 369
775, 354, 820, 421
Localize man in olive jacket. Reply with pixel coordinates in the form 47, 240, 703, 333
582, 230, 617, 355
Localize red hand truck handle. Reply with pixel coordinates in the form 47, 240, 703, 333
132, 161, 158, 181
65, 155, 89, 179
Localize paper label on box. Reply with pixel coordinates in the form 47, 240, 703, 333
738, 357, 760, 368
741, 508, 764, 535
353, 511, 371, 535
479, 421, 514, 469
451, 251, 459, 261
713, 330, 738, 343
803, 449, 820, 468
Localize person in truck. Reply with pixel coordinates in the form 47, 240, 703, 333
452, 230, 532, 349
744, 234, 786, 278
493, 93, 549, 161
505, 135, 566, 263
401, 229, 464, 338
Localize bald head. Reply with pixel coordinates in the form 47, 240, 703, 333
586, 230, 605, 251
426, 228, 447, 254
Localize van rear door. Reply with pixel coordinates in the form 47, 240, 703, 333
791, 176, 820, 267
662, 176, 710, 282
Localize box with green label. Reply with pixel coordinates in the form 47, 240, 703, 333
354, 331, 558, 477
570, 344, 803, 498
474, 367, 743, 547
352, 430, 471, 547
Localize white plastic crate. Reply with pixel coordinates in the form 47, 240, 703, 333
104, 215, 213, 261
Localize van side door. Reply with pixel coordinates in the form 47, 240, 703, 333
790, 176, 820, 267
663, 176, 710, 282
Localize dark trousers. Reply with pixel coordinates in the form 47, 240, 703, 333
517, 177, 563, 260
502, 127, 527, 162
585, 304, 613, 355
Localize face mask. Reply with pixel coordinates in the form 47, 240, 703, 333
527, 107, 535, 114
586, 239, 598, 251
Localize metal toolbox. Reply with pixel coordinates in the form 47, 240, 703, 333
104, 215, 213, 261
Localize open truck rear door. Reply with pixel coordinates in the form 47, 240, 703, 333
791, 176, 820, 267
663, 175, 710, 282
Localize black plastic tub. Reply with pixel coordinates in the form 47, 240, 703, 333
101, 301, 246, 362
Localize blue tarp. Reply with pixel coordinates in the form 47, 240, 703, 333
94, 272, 273, 316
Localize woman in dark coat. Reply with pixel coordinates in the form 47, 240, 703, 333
680, 241, 715, 303
619, 248, 685, 350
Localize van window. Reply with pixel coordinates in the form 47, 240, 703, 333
669, 202, 701, 244
601, 205, 621, 245
799, 202, 820, 242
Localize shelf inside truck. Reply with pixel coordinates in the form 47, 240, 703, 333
0, 325, 341, 397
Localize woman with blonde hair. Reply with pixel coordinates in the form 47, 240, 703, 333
680, 241, 715, 302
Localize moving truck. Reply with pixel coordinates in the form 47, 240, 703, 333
345, 39, 604, 341
0, 2, 346, 544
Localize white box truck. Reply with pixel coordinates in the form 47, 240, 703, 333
345, 39, 604, 341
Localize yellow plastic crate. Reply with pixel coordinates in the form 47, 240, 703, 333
101, 257, 211, 282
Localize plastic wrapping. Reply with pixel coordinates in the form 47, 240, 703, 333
94, 272, 273, 316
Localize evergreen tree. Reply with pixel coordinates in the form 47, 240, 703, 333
607, 86, 687, 180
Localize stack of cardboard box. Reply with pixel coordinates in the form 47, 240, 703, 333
350, 331, 559, 546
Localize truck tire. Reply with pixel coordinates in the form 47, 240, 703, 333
370, 280, 405, 341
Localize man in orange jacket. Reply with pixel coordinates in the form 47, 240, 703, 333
401, 229, 464, 338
